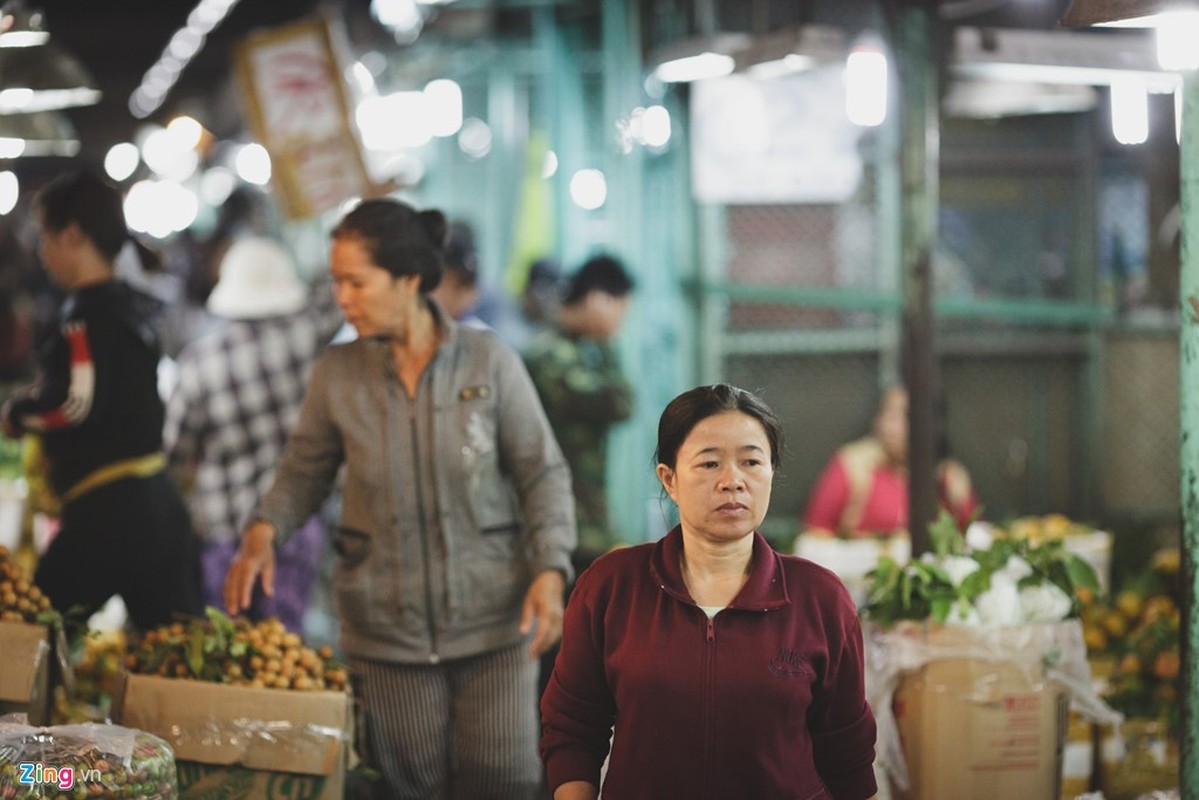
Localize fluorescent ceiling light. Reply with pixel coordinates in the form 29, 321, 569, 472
952, 26, 1180, 91
748, 53, 815, 79
0, 109, 80, 156
655, 52, 735, 83
1060, 0, 1194, 27
130, 0, 241, 119
738, 24, 844, 79
0, 5, 49, 47
1111, 78, 1149, 144
944, 80, 1098, 118
0, 171, 18, 215
649, 33, 750, 84
846, 48, 888, 127
1176, 85, 1183, 143
0, 41, 101, 112
1153, 12, 1199, 70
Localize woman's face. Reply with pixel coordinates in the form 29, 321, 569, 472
874, 387, 909, 465
657, 410, 774, 544
330, 235, 420, 338
582, 291, 630, 341
38, 221, 78, 290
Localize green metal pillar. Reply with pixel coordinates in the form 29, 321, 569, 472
1180, 68, 1199, 800
894, 2, 940, 556
876, 55, 904, 391
600, 0, 657, 541
535, 7, 589, 269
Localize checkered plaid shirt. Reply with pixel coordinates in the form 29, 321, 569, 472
163, 282, 344, 543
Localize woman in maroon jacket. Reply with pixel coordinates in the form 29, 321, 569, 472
541, 383, 877, 800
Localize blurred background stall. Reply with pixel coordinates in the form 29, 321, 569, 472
0, 0, 1189, 587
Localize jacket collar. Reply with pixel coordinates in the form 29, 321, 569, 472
362, 295, 459, 350
428, 296, 459, 347
649, 526, 790, 612
65, 279, 162, 350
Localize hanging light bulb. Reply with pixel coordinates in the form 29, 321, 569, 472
1154, 11, 1199, 71
0, 41, 101, 112
845, 39, 888, 127
1110, 78, 1149, 145
0, 3, 49, 47
0, 109, 79, 156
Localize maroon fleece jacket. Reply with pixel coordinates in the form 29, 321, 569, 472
541, 527, 878, 800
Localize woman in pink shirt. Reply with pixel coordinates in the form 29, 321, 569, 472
803, 385, 978, 538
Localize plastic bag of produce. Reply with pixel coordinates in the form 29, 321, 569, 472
0, 717, 177, 799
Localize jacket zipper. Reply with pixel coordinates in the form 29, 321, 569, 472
411, 399, 441, 663
390, 352, 441, 664
703, 616, 715, 800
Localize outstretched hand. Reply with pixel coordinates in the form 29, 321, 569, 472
223, 522, 277, 616
520, 569, 566, 658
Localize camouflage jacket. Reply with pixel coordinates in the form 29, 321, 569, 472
523, 328, 634, 556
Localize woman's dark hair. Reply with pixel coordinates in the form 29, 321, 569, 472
656, 384, 784, 471
331, 198, 448, 293
36, 170, 161, 271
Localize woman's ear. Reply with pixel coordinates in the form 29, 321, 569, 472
58, 222, 87, 248
655, 463, 676, 501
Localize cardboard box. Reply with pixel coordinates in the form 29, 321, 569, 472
175, 760, 344, 800
115, 674, 352, 800
887, 625, 1069, 800
0, 620, 53, 725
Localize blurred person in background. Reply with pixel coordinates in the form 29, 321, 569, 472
522, 259, 563, 330
430, 221, 486, 327
802, 384, 978, 539
494, 257, 562, 353
159, 186, 278, 359
164, 236, 344, 632
523, 254, 635, 573
540, 384, 878, 800
0, 169, 201, 631
223, 197, 576, 800
0, 217, 37, 383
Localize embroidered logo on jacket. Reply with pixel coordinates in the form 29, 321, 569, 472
769, 647, 815, 677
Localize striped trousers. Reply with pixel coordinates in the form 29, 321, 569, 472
352, 642, 542, 800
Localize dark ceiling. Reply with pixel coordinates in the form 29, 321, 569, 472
14, 0, 1092, 182
27, 0, 334, 166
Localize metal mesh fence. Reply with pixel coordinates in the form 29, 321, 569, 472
697, 107, 1180, 571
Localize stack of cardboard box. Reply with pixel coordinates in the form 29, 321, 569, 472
116, 674, 353, 800
0, 619, 59, 725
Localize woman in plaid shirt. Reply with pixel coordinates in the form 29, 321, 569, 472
164, 236, 346, 632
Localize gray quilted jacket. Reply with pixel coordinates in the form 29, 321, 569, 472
253, 309, 576, 663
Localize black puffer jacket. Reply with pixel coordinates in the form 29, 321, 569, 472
7, 280, 165, 496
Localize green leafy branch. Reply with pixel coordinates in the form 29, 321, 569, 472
861, 510, 1101, 627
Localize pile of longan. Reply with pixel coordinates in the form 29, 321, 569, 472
0, 545, 53, 623
125, 611, 349, 692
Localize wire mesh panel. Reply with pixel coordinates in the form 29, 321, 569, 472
694, 101, 1179, 555
1102, 331, 1179, 516
941, 349, 1090, 522
724, 204, 865, 331
723, 351, 880, 544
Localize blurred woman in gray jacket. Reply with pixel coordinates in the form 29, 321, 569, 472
224, 197, 576, 800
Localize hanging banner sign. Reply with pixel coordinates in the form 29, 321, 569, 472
235, 16, 375, 219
